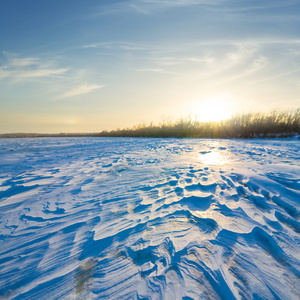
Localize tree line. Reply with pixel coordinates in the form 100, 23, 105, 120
97, 109, 300, 138
1, 109, 299, 139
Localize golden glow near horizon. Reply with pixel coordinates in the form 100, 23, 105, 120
191, 94, 235, 122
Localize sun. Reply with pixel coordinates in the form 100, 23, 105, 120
193, 94, 235, 122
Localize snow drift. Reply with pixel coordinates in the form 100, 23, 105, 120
0, 138, 299, 299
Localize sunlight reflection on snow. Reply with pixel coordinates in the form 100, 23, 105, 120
199, 151, 229, 165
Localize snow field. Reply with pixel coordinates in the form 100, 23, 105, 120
0, 138, 299, 299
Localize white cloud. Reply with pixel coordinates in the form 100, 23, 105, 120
55, 84, 105, 99
0, 53, 69, 81
135, 68, 179, 75
82, 41, 146, 51
10, 57, 40, 67
90, 0, 216, 17
5, 68, 69, 79
249, 68, 300, 84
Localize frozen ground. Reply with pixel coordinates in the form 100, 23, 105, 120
0, 137, 299, 300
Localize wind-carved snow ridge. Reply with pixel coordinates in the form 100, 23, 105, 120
0, 138, 299, 299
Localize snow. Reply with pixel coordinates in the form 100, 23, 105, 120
0, 137, 299, 299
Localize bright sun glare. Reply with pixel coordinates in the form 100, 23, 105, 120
194, 94, 235, 122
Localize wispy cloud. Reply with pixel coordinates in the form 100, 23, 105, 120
209, 56, 268, 87
0, 68, 69, 80
55, 84, 105, 100
82, 41, 147, 51
78, 39, 300, 89
139, 0, 212, 5
9, 57, 40, 67
136, 0, 216, 10
209, 1, 299, 13
135, 68, 179, 75
128, 3, 151, 15
0, 53, 69, 81
90, 0, 216, 17
249, 68, 300, 84
127, 0, 209, 15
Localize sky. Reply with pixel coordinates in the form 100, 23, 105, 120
1, 0, 300, 133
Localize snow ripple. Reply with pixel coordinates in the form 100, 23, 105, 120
0, 138, 299, 299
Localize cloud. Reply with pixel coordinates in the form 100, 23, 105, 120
82, 42, 146, 51
135, 68, 179, 75
0, 53, 69, 81
249, 68, 300, 84
10, 57, 40, 67
90, 0, 215, 17
139, 0, 209, 5
0, 68, 69, 80
210, 1, 299, 13
129, 3, 151, 15
136, 0, 216, 10
55, 84, 105, 99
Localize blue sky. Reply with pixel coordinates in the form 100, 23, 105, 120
1, 0, 300, 133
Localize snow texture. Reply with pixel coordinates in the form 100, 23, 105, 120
0, 137, 299, 299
